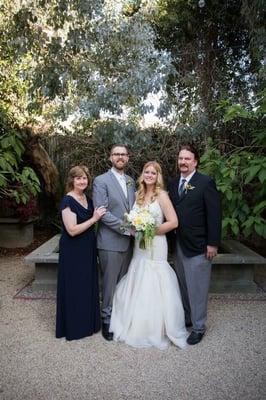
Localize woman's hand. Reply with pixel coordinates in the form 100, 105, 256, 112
93, 206, 106, 222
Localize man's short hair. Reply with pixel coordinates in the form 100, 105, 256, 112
110, 144, 129, 155
179, 144, 200, 164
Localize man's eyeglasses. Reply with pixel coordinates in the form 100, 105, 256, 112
111, 153, 128, 157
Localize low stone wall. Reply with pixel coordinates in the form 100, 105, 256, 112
25, 235, 266, 293
0, 218, 34, 248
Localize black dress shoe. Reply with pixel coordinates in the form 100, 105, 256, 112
102, 323, 113, 341
187, 331, 204, 345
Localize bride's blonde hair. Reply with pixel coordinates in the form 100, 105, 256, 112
136, 161, 165, 206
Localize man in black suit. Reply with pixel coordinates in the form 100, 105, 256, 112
168, 144, 221, 345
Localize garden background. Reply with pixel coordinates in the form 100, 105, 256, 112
0, 0, 265, 253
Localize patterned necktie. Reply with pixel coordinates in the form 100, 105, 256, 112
178, 178, 186, 196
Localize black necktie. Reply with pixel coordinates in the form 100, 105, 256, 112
178, 178, 186, 196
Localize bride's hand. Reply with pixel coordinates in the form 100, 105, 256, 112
155, 226, 161, 235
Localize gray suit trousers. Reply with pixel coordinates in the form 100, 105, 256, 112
98, 247, 133, 324
174, 242, 211, 333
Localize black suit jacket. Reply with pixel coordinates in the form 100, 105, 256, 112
168, 171, 222, 257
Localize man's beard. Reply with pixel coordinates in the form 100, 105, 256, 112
114, 161, 126, 170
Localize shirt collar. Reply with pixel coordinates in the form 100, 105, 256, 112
111, 167, 126, 180
180, 170, 196, 183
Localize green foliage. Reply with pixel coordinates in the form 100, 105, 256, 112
0, 0, 172, 125
123, 0, 142, 17
200, 95, 266, 240
149, 0, 265, 130
200, 144, 266, 240
0, 0, 264, 136
0, 109, 41, 205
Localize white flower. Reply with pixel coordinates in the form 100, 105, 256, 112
122, 205, 157, 249
185, 184, 195, 194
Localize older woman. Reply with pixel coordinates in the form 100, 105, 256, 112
56, 165, 106, 340
110, 161, 188, 349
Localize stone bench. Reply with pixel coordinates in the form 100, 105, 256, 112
211, 240, 265, 293
25, 234, 59, 291
25, 235, 266, 293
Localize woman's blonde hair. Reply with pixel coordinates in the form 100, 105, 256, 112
136, 161, 164, 205
65, 165, 91, 192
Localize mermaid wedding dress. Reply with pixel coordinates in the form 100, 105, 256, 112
110, 200, 188, 350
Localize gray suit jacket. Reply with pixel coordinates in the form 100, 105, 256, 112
92, 170, 135, 251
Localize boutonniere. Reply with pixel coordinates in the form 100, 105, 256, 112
126, 180, 134, 187
185, 184, 195, 194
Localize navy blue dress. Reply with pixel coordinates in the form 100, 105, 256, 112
56, 195, 101, 340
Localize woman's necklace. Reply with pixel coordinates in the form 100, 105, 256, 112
72, 192, 87, 207
76, 193, 85, 201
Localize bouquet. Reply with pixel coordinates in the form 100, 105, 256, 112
122, 205, 157, 250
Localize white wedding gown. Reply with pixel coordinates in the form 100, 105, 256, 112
110, 200, 188, 350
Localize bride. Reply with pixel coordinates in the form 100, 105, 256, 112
110, 161, 188, 350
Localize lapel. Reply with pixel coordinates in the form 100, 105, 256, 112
188, 171, 199, 187
108, 170, 130, 210
125, 175, 135, 209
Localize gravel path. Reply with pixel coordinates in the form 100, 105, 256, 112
0, 256, 265, 400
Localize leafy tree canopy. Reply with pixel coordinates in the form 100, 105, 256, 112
148, 0, 265, 125
0, 0, 172, 126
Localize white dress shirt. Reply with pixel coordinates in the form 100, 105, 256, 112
179, 170, 196, 191
111, 167, 128, 198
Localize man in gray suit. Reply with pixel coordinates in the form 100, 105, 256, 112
92, 144, 135, 340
